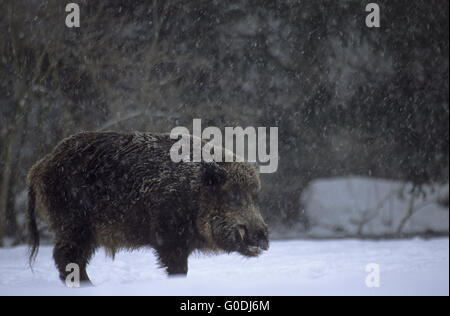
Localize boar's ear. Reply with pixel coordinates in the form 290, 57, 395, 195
201, 162, 228, 187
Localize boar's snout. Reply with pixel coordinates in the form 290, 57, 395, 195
235, 223, 269, 257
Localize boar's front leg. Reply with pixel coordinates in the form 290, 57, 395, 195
156, 246, 189, 276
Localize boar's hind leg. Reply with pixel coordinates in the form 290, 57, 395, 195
156, 247, 189, 276
53, 231, 96, 286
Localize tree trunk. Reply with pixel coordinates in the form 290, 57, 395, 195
5, 117, 29, 244
0, 137, 14, 247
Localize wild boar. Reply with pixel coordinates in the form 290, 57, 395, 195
27, 131, 269, 284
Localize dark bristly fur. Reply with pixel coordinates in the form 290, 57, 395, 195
26, 131, 269, 284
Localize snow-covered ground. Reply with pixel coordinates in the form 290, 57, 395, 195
0, 238, 448, 296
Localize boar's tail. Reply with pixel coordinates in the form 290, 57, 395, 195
27, 186, 40, 267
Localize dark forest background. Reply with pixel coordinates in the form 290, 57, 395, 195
0, 0, 448, 245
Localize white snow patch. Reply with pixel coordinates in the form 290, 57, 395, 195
302, 177, 449, 237
0, 238, 448, 296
